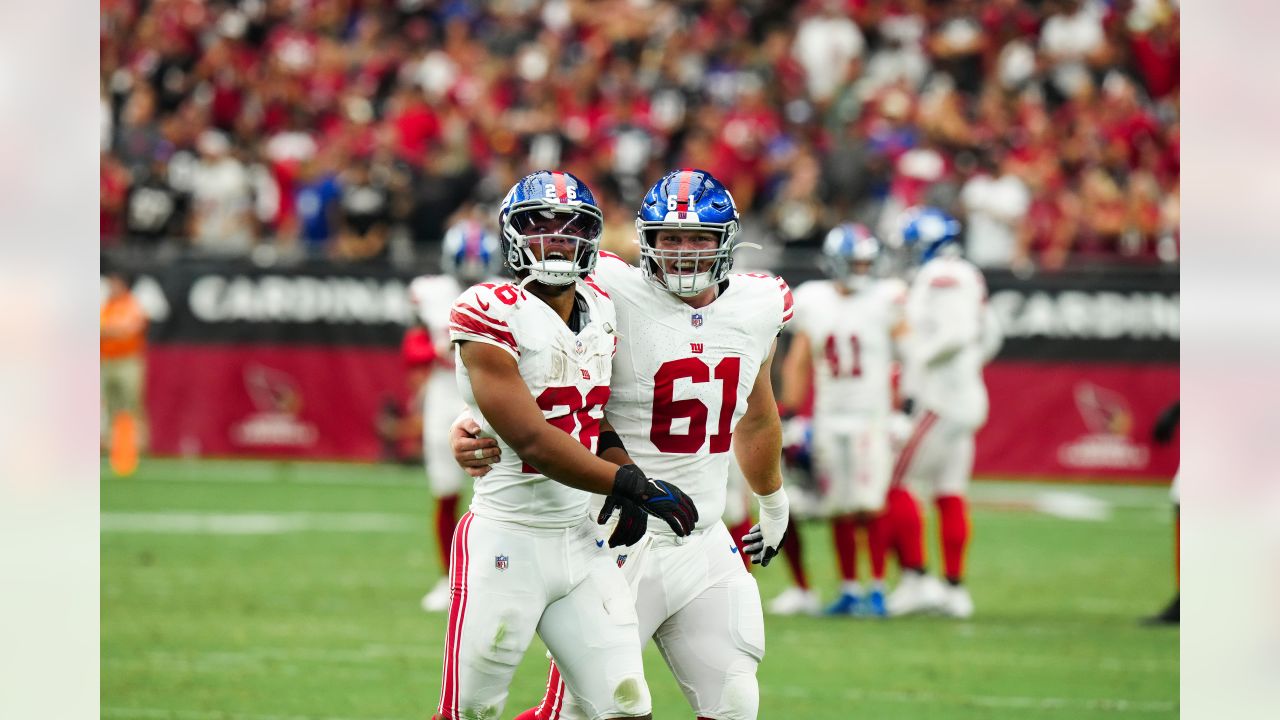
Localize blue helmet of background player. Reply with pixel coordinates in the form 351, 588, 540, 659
498, 170, 604, 287
636, 168, 743, 297
896, 206, 962, 266
822, 222, 884, 291
441, 214, 501, 284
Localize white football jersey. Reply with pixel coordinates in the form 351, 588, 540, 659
410, 274, 465, 407
593, 252, 791, 536
789, 278, 905, 419
450, 280, 619, 528
901, 255, 991, 429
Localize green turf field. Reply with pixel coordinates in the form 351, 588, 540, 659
102, 459, 1178, 719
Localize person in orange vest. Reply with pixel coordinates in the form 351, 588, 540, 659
101, 267, 148, 471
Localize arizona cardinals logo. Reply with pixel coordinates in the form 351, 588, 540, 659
1074, 383, 1133, 436
245, 365, 303, 414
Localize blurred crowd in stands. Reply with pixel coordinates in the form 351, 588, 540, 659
100, 0, 1179, 271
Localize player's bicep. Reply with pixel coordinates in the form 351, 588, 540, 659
456, 341, 546, 453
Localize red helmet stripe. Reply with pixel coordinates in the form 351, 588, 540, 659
553, 172, 568, 203
675, 169, 693, 213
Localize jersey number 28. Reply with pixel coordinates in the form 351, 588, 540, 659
522, 385, 610, 473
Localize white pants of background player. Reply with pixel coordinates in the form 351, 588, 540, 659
425, 374, 468, 495
546, 521, 766, 720
812, 415, 892, 514
892, 410, 977, 497
437, 512, 651, 720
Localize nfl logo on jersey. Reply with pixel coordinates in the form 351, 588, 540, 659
691, 313, 704, 328
495, 555, 509, 571
616, 554, 628, 568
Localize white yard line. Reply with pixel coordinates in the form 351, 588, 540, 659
100, 512, 420, 534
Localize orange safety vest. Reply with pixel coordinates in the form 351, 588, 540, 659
100, 294, 147, 359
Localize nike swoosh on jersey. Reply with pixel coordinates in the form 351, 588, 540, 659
477, 297, 490, 310
596, 539, 604, 548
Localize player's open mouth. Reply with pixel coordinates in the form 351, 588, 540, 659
545, 251, 569, 261
671, 260, 699, 273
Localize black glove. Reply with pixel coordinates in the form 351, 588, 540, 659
1152, 402, 1179, 445
610, 464, 699, 536
741, 524, 783, 567
597, 495, 650, 547
900, 397, 916, 417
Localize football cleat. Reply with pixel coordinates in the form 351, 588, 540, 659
864, 587, 888, 618
938, 584, 974, 619
886, 571, 945, 616
767, 587, 821, 616
420, 577, 451, 613
824, 591, 864, 617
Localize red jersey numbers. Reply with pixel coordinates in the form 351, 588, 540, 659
478, 282, 525, 305
823, 334, 862, 377
521, 385, 610, 473
650, 356, 741, 454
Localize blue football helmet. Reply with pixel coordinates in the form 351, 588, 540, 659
498, 170, 604, 286
896, 206, 962, 265
636, 168, 742, 296
441, 217, 501, 283
822, 222, 883, 291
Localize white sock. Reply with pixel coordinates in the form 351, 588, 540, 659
841, 580, 863, 596
869, 580, 886, 593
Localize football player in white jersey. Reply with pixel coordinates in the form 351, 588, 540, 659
410, 209, 504, 613
454, 169, 791, 720
885, 206, 1002, 620
772, 223, 907, 618
433, 170, 701, 720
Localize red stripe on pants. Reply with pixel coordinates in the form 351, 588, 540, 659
437, 512, 474, 720
531, 661, 565, 720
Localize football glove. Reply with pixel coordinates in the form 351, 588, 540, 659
596, 495, 649, 547
742, 487, 790, 566
1152, 402, 1179, 445
610, 464, 699, 536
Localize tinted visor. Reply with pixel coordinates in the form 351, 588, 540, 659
510, 208, 602, 240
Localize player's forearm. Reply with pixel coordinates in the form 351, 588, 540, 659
734, 413, 784, 496
779, 365, 810, 416
504, 425, 620, 495
778, 334, 811, 414
597, 419, 634, 466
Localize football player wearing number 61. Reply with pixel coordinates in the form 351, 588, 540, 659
433, 170, 701, 720
454, 168, 792, 720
